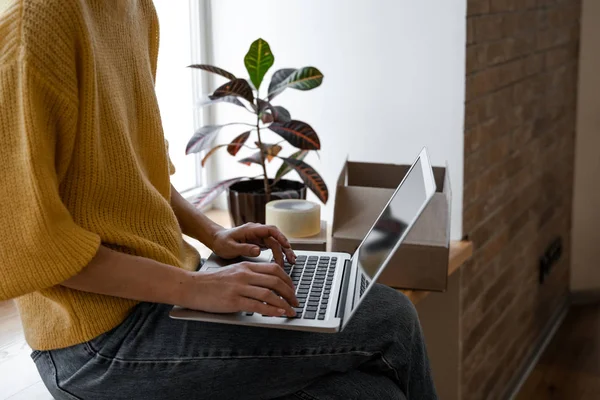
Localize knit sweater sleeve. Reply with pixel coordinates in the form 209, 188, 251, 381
0, 60, 101, 300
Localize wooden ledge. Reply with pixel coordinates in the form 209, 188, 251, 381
199, 209, 473, 305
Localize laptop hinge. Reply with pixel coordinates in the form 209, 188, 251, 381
335, 259, 352, 321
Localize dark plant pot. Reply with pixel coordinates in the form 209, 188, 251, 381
227, 179, 307, 226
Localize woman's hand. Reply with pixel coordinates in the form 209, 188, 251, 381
180, 261, 299, 317
212, 223, 297, 267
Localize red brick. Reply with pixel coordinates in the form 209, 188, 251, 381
466, 45, 486, 74
545, 45, 571, 69
485, 38, 515, 66
474, 15, 505, 42
525, 53, 544, 75
489, 0, 519, 12
467, 18, 475, 45
468, 0, 490, 16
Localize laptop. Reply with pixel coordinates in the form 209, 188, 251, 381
170, 148, 437, 333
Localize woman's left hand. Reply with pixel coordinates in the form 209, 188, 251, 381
212, 223, 296, 267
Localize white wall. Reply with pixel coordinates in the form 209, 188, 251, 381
206, 0, 466, 239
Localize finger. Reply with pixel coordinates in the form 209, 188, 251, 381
282, 247, 297, 264
239, 297, 289, 317
264, 236, 285, 267
242, 286, 296, 317
249, 262, 295, 291
264, 225, 293, 250
248, 265, 297, 306
244, 224, 292, 250
264, 226, 296, 263
232, 242, 261, 257
247, 271, 298, 308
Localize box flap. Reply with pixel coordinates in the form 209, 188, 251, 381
347, 162, 408, 189
332, 186, 395, 236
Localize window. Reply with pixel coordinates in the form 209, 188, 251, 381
153, 0, 210, 193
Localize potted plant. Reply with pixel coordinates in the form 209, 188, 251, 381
186, 38, 328, 225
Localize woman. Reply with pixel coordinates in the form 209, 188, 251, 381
0, 1, 438, 399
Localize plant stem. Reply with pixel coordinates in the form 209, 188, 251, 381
255, 95, 271, 201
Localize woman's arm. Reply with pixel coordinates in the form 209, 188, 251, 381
61, 246, 298, 316
61, 246, 191, 305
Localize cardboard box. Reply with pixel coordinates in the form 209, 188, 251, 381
331, 160, 451, 291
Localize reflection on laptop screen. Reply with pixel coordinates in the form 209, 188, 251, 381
353, 159, 427, 296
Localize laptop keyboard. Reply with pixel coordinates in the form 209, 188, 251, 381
249, 255, 337, 320
360, 274, 369, 297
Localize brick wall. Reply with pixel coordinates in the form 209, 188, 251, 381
462, 0, 581, 398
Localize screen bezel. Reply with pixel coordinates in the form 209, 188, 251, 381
341, 148, 437, 330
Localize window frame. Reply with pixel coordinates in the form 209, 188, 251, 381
180, 0, 216, 199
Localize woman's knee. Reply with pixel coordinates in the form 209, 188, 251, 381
370, 284, 419, 328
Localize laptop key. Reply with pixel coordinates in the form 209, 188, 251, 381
304, 311, 317, 319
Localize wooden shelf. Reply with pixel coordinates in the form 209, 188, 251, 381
198, 208, 473, 305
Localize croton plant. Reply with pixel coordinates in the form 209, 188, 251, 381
186, 38, 328, 208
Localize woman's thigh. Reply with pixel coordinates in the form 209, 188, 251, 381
35, 284, 416, 400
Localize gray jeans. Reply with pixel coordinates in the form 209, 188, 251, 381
32, 284, 437, 400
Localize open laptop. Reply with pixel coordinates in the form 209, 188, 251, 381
170, 148, 437, 333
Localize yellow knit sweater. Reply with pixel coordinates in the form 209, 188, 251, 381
0, 0, 199, 350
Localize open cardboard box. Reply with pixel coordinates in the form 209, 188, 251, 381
331, 160, 451, 291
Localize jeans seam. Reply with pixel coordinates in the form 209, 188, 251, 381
292, 390, 321, 400
89, 350, 376, 365
30, 350, 43, 362
47, 352, 83, 400
378, 352, 401, 384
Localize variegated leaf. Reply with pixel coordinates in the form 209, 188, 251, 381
211, 79, 254, 104
268, 120, 321, 150
198, 95, 246, 109
190, 177, 245, 209
244, 38, 274, 90
254, 142, 282, 162
281, 157, 328, 204
238, 152, 263, 166
260, 104, 292, 124
268, 67, 323, 100
227, 131, 251, 156
267, 68, 295, 99
188, 64, 236, 80
275, 150, 309, 181
185, 125, 224, 154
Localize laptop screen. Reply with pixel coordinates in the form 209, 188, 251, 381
346, 151, 434, 318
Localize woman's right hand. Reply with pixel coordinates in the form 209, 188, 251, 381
178, 262, 299, 317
